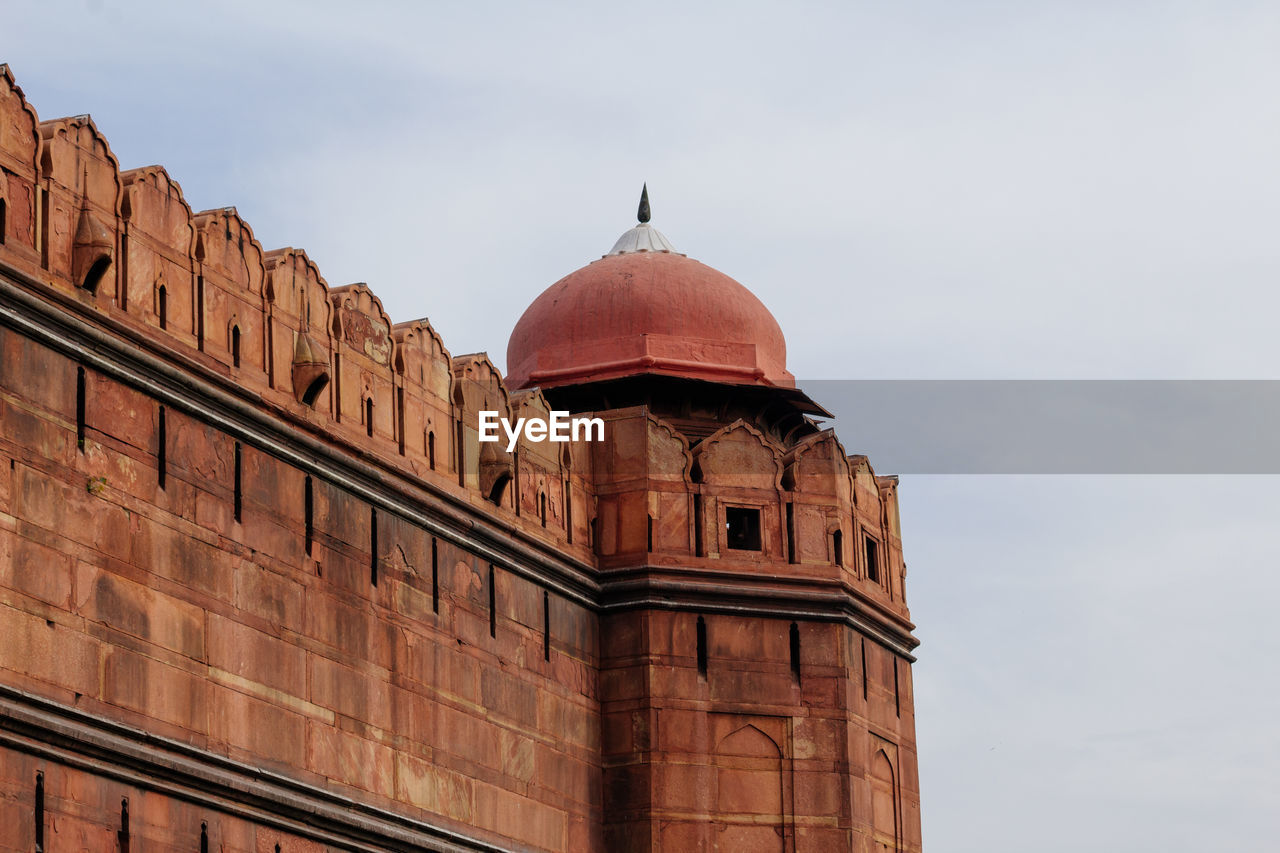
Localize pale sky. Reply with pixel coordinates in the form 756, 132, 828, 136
6, 2, 1279, 849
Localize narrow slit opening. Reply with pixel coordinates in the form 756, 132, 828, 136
304, 475, 314, 557
488, 564, 496, 638
861, 637, 869, 701
118, 798, 130, 853
369, 507, 379, 587
894, 656, 901, 717
76, 366, 86, 452
196, 274, 205, 350
786, 501, 796, 563
82, 256, 110, 293
34, 771, 44, 853
157, 405, 166, 489
396, 387, 405, 455
790, 622, 802, 683
233, 441, 242, 523
693, 494, 704, 557
543, 590, 551, 661
431, 537, 439, 613
696, 615, 708, 678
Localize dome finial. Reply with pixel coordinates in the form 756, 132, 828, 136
637, 183, 651, 224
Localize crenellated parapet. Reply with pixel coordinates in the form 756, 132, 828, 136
0, 65, 606, 562
0, 65, 40, 274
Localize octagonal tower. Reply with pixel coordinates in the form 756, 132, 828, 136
508, 189, 922, 853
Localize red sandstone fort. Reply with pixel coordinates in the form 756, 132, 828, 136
0, 65, 922, 852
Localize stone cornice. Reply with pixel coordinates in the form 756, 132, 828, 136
0, 685, 509, 853
598, 564, 919, 659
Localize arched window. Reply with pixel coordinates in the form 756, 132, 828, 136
427, 430, 436, 470
365, 397, 374, 437
230, 324, 241, 368
157, 285, 167, 329
865, 536, 881, 584
833, 529, 843, 567
488, 472, 510, 506
82, 256, 110, 294
539, 492, 547, 527
0, 197, 7, 245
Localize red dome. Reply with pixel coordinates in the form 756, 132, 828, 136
506, 243, 793, 391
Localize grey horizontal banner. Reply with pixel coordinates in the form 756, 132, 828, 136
800, 380, 1280, 474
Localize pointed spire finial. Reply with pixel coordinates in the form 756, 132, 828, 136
637, 183, 651, 224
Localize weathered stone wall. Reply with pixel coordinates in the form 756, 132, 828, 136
0, 322, 601, 851
0, 62, 921, 852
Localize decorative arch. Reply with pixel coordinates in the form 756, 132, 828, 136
39, 114, 123, 295
693, 418, 784, 490
870, 749, 900, 852
0, 66, 40, 264
712, 722, 785, 853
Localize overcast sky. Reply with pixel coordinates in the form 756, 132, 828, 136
6, 2, 1279, 850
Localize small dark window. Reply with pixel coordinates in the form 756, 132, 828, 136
230, 325, 241, 368
427, 431, 436, 469
647, 514, 653, 552
865, 536, 881, 583
0, 198, 7, 245
725, 506, 762, 551
200, 823, 208, 853
488, 472, 510, 506
301, 372, 327, 407
157, 285, 167, 329
833, 529, 843, 567
365, 398, 374, 437
82, 256, 110, 294
540, 492, 547, 527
